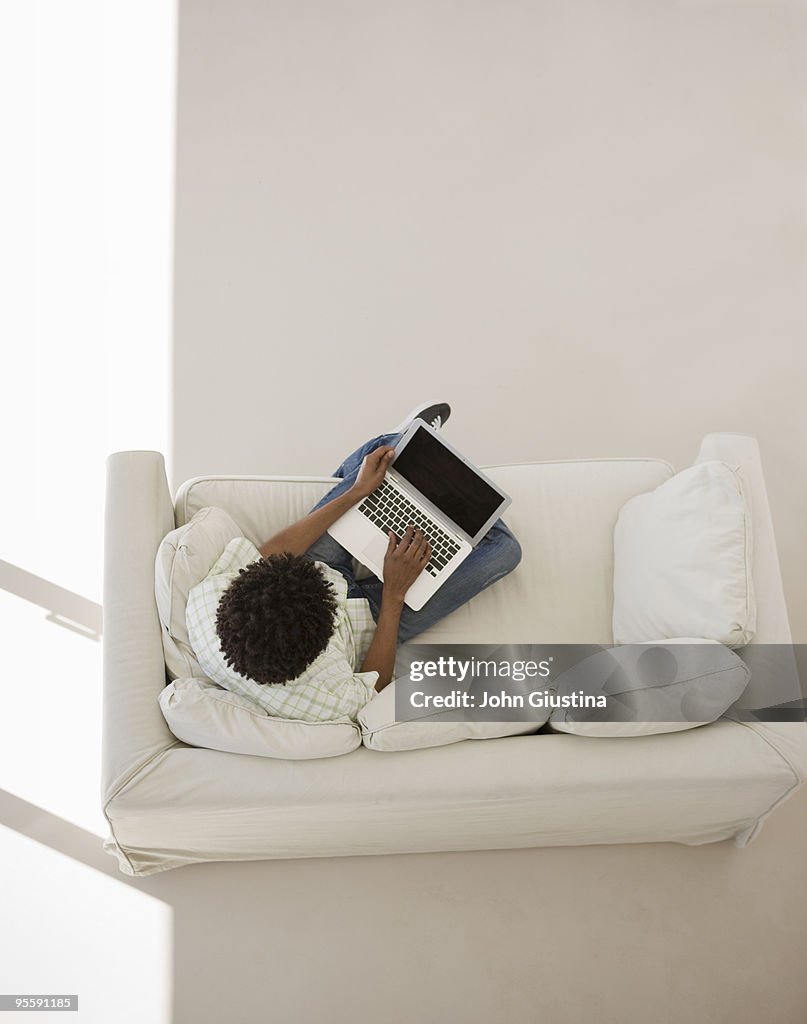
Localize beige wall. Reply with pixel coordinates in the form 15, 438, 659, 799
173, 0, 807, 640
169, 6, 807, 1022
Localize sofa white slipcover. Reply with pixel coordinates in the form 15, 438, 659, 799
101, 434, 807, 875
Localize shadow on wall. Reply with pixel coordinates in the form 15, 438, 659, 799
0, 560, 102, 640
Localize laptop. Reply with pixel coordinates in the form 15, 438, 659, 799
328, 419, 512, 610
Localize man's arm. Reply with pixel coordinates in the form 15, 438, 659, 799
360, 526, 431, 691
259, 446, 395, 558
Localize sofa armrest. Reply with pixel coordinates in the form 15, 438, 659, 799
102, 451, 178, 807
696, 434, 807, 802
696, 433, 801, 703
696, 432, 791, 646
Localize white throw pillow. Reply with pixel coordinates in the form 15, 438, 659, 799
359, 678, 546, 752
160, 678, 361, 759
155, 506, 245, 679
548, 638, 750, 737
613, 461, 755, 647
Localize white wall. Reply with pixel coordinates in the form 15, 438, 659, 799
173, 1, 807, 639
92, 6, 807, 1023
1, 2, 176, 1021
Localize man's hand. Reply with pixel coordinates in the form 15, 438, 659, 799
361, 525, 431, 691
350, 445, 396, 500
259, 443, 395, 558
382, 526, 432, 601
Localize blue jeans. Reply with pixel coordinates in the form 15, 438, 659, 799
303, 433, 522, 642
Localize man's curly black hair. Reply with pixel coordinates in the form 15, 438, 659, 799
215, 553, 338, 685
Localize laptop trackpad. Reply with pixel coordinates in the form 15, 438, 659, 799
360, 533, 388, 572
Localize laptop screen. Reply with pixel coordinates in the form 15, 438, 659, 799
392, 426, 504, 538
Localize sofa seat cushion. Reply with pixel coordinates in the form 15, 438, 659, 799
103, 718, 803, 875
175, 458, 674, 645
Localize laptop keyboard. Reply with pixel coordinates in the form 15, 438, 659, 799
358, 480, 462, 578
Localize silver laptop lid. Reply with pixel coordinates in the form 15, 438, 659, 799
389, 419, 511, 545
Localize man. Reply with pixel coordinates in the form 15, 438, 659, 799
186, 402, 521, 723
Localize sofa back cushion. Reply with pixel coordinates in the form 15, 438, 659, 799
358, 678, 548, 752
548, 639, 751, 737
155, 506, 244, 679
176, 459, 673, 644
160, 678, 361, 758
613, 461, 755, 647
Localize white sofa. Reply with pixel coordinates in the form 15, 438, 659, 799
102, 434, 807, 876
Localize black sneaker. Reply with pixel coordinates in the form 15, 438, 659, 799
394, 401, 451, 432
